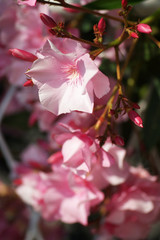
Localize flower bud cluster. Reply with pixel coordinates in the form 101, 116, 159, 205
110, 95, 143, 128
93, 18, 106, 44
128, 23, 152, 39
40, 13, 67, 37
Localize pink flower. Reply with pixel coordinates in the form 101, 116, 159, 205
53, 129, 114, 177
15, 169, 104, 225
20, 142, 49, 166
27, 38, 110, 115
101, 166, 160, 240
90, 138, 129, 189
0, 3, 49, 85
17, 0, 37, 6
137, 23, 152, 34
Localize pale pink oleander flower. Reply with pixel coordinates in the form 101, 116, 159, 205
15, 168, 104, 225
89, 138, 129, 189
48, 111, 95, 150
0, 2, 49, 84
101, 166, 160, 240
53, 128, 115, 177
14, 142, 49, 176
17, 0, 37, 6
27, 38, 110, 115
20, 143, 49, 166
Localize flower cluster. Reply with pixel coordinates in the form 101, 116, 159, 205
0, 0, 160, 240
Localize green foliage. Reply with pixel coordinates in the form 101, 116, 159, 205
84, 0, 144, 10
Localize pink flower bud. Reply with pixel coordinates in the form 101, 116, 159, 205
132, 102, 140, 109
40, 13, 57, 28
121, 0, 128, 9
128, 110, 143, 128
98, 18, 106, 33
49, 28, 56, 36
137, 23, 152, 34
114, 135, 125, 146
9, 49, 37, 62
23, 79, 34, 87
130, 32, 139, 38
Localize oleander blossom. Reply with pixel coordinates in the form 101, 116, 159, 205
101, 166, 160, 240
51, 130, 116, 178
15, 168, 104, 225
27, 38, 110, 115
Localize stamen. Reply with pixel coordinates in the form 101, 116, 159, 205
62, 64, 82, 85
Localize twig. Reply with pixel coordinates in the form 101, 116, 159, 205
25, 209, 44, 240
0, 132, 17, 170
0, 85, 17, 171
0, 85, 16, 124
37, 0, 124, 23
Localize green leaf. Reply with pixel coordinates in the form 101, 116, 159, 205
84, 0, 144, 10
142, 79, 160, 149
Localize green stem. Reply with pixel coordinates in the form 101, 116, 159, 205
94, 85, 118, 131
64, 33, 104, 48
104, 30, 128, 50
90, 30, 129, 59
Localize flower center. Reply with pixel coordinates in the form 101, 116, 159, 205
62, 64, 81, 86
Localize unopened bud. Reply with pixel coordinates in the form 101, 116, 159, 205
114, 135, 125, 146
98, 18, 106, 34
9, 49, 37, 62
121, 0, 128, 9
137, 23, 152, 34
40, 13, 57, 28
132, 102, 140, 109
130, 31, 139, 38
23, 79, 34, 87
49, 28, 56, 36
128, 110, 143, 128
